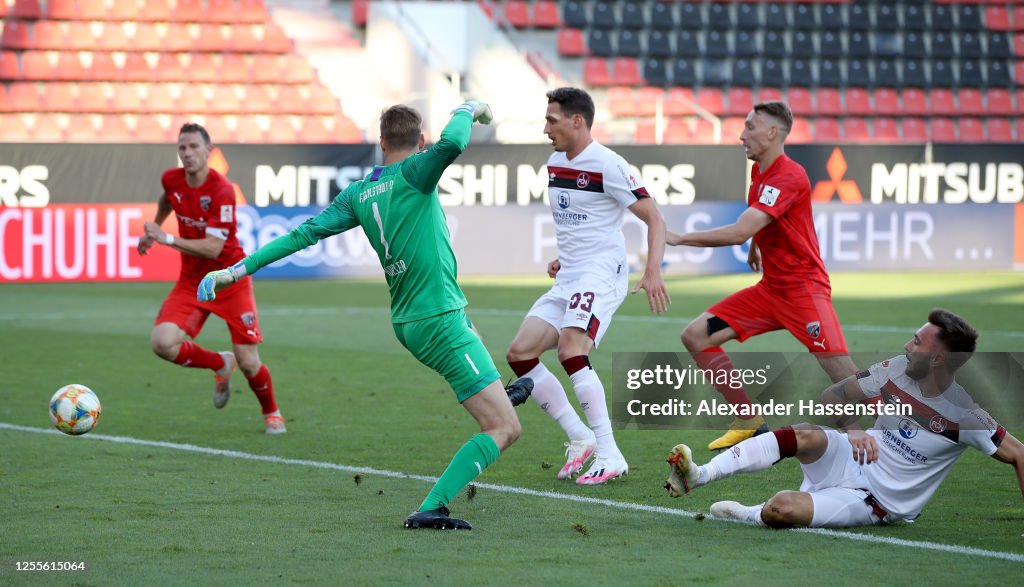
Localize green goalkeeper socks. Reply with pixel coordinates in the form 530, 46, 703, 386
418, 433, 500, 512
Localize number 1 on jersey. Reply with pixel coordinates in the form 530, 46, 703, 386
371, 201, 391, 259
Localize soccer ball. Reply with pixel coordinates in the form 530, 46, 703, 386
49, 384, 101, 436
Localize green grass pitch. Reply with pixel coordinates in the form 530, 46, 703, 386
2, 271, 1023, 584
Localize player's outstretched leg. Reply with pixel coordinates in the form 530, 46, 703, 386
212, 351, 236, 409
709, 501, 766, 525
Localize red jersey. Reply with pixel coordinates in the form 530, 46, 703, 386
747, 154, 830, 292
161, 168, 245, 284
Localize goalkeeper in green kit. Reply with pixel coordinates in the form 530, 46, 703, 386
197, 101, 532, 530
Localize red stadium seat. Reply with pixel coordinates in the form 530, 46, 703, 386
122, 52, 156, 82
110, 83, 143, 113
208, 85, 242, 114
607, 86, 636, 117
812, 118, 841, 143
188, 53, 219, 83
265, 116, 297, 143
33, 21, 66, 50
929, 89, 956, 116
307, 85, 338, 115
695, 87, 725, 115
78, 0, 108, 21
634, 86, 663, 117
130, 23, 164, 52
958, 118, 985, 142
282, 54, 315, 84
142, 84, 176, 113
663, 119, 692, 144
872, 89, 900, 115
844, 88, 872, 116
160, 23, 194, 53
76, 82, 111, 112
691, 119, 717, 144
987, 118, 1015, 142
815, 88, 843, 116
234, 115, 266, 143
611, 57, 643, 86
725, 87, 753, 116
274, 85, 305, 114
873, 117, 900, 142
557, 29, 586, 57
295, 115, 334, 143
756, 87, 783, 104
582, 57, 612, 86
194, 24, 230, 52
1014, 34, 1024, 57
262, 22, 293, 53
634, 120, 656, 144
20, 51, 54, 81
0, 51, 20, 80
930, 118, 956, 143
10, 0, 42, 20
786, 87, 813, 116
721, 116, 746, 142
788, 117, 811, 144
957, 89, 985, 115
43, 82, 77, 112
135, 115, 171, 142
9, 83, 42, 112
241, 84, 274, 114
89, 52, 120, 82
663, 87, 694, 116
216, 54, 251, 84
197, 116, 235, 143
96, 23, 130, 52
352, 0, 368, 27
230, 25, 262, 53
65, 114, 100, 141
987, 89, 1014, 115
30, 115, 66, 142
99, 114, 136, 142
238, 0, 268, 24
901, 88, 928, 115
533, 1, 561, 28
0, 114, 33, 140
503, 1, 531, 28
984, 6, 1011, 31
155, 53, 187, 82
140, 0, 173, 21
208, 0, 239, 24
110, 0, 141, 20
54, 51, 87, 81
842, 118, 870, 142
46, 0, 77, 20
901, 118, 928, 143
1, 22, 32, 51
65, 22, 95, 51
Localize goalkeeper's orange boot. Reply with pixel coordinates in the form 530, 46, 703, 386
212, 351, 236, 409
263, 413, 287, 435
707, 415, 768, 451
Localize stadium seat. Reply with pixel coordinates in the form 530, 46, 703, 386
75, 82, 109, 112
930, 118, 957, 143
31, 115, 66, 142
96, 23, 130, 52
901, 118, 927, 143
110, 84, 143, 113
900, 88, 926, 115
611, 57, 642, 86
757, 87, 782, 104
606, 86, 636, 117
678, 2, 701, 30
532, 1, 560, 28
701, 59, 730, 87
240, 84, 273, 114
811, 118, 841, 143
502, 1, 530, 28
77, 0, 107, 20
307, 85, 339, 115
0, 114, 33, 140
663, 87, 695, 116
959, 61, 984, 89
591, 1, 617, 30
155, 53, 187, 82
135, 115, 171, 142
791, 31, 814, 58
194, 24, 229, 52
663, 119, 691, 144
1, 22, 31, 51
788, 59, 812, 88
691, 119, 717, 144
819, 31, 843, 60
275, 85, 305, 114
641, 58, 668, 86
904, 4, 926, 31
88, 52, 119, 82
695, 87, 725, 116
873, 118, 900, 142
617, 30, 642, 58
847, 4, 870, 31
582, 57, 612, 86
903, 32, 926, 59
763, 30, 786, 59
845, 88, 872, 116
987, 118, 1015, 143
929, 89, 956, 116
930, 32, 955, 60
282, 54, 315, 84
930, 61, 956, 88
33, 21, 65, 51
957, 4, 983, 31
846, 59, 870, 88
586, 29, 613, 58
199, 116, 235, 143
984, 6, 1012, 31
646, 30, 672, 59
144, 84, 176, 113
957, 89, 985, 116
262, 22, 293, 53
874, 61, 898, 90
238, 0, 268, 24
988, 33, 1011, 59
673, 30, 699, 58
217, 54, 250, 84
875, 4, 900, 32
0, 51, 19, 80
902, 60, 927, 89
988, 61, 1012, 88
842, 118, 870, 142
731, 59, 756, 87
53, 52, 86, 81
815, 88, 843, 116
721, 117, 746, 142
733, 30, 758, 59
20, 52, 54, 81
265, 116, 298, 144
46, 0, 76, 19
295, 115, 334, 143
620, 1, 644, 29
847, 31, 870, 58
10, 0, 42, 19
736, 3, 759, 29
649, 1, 675, 30
235, 115, 266, 143
931, 5, 955, 31
818, 59, 842, 88
987, 89, 1014, 116
787, 87, 813, 116
634, 120, 656, 144
819, 4, 844, 31
789, 117, 811, 144
562, 0, 587, 29
705, 30, 730, 59
873, 89, 900, 114
208, 0, 238, 24
230, 26, 262, 53
208, 85, 242, 115
9, 83, 42, 112
726, 87, 753, 116
706, 3, 731, 30
557, 29, 586, 57
958, 118, 985, 143
99, 114, 135, 142
634, 86, 663, 117
41, 82, 75, 112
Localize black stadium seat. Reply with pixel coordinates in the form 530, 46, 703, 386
931, 5, 955, 31
819, 59, 843, 87
765, 3, 788, 29
763, 30, 786, 58
649, 1, 675, 30
618, 29, 642, 58
674, 30, 700, 58
847, 58, 871, 88
762, 58, 785, 87
621, 1, 645, 29
820, 31, 844, 59
959, 60, 984, 88
707, 3, 731, 30
848, 31, 870, 58
931, 60, 955, 88
587, 28, 614, 57
875, 4, 900, 32
732, 58, 756, 87
736, 3, 759, 29
903, 32, 927, 59
645, 30, 672, 59
820, 4, 844, 30
847, 3, 870, 31
987, 33, 1011, 58
672, 58, 696, 87
591, 1, 617, 29
677, 2, 702, 29
789, 59, 812, 88
562, 0, 587, 29
956, 4, 983, 31
792, 3, 814, 30
791, 31, 814, 58
904, 4, 926, 31
903, 60, 927, 88
705, 30, 730, 58
643, 58, 670, 86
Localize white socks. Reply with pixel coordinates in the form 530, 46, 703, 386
700, 432, 781, 485
524, 362, 593, 442
569, 367, 620, 457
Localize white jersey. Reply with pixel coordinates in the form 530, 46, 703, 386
856, 355, 1005, 522
547, 141, 649, 282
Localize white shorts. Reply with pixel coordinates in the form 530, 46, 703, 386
526, 272, 627, 346
799, 429, 886, 528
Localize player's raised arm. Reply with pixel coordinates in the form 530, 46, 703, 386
403, 101, 493, 195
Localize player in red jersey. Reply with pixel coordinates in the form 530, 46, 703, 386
666, 102, 857, 450
137, 123, 285, 434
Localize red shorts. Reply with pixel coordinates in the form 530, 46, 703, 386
709, 281, 848, 354
155, 277, 262, 345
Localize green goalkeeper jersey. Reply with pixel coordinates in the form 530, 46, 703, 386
243, 112, 473, 323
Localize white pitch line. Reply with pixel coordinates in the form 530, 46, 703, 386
2, 422, 1022, 563
2, 306, 1023, 338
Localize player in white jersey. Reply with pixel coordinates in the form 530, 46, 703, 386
663, 309, 1024, 527
506, 87, 671, 485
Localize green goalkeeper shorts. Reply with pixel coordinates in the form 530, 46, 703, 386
393, 309, 501, 403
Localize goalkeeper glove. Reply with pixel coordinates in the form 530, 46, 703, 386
197, 261, 247, 301
452, 100, 493, 124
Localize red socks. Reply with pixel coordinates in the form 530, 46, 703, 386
691, 346, 755, 418
247, 364, 277, 414
173, 341, 225, 370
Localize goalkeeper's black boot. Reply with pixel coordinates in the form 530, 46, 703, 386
505, 377, 534, 407
404, 505, 472, 530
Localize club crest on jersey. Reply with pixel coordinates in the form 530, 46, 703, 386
805, 321, 821, 338
199, 195, 211, 211
220, 205, 233, 222
898, 418, 919, 439
241, 312, 255, 327
576, 172, 590, 189
558, 191, 571, 209
759, 184, 780, 206
929, 415, 948, 433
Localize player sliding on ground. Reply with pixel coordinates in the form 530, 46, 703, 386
665, 309, 1024, 528
198, 101, 532, 531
